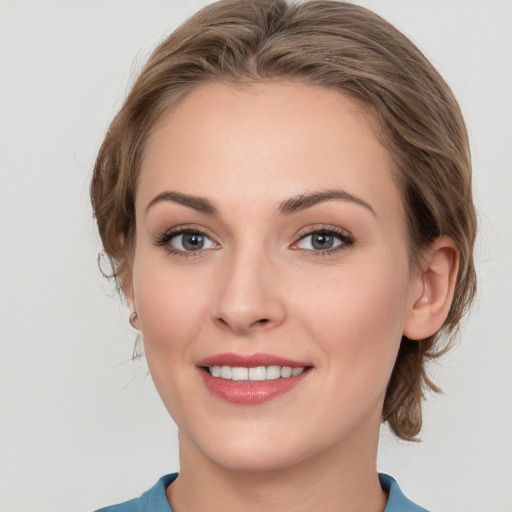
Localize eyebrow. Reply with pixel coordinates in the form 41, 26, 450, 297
146, 191, 219, 215
278, 189, 376, 217
145, 188, 376, 217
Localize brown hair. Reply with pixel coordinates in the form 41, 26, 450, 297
91, 0, 477, 441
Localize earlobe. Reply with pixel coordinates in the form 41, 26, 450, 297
404, 236, 460, 340
123, 273, 141, 331
129, 311, 139, 329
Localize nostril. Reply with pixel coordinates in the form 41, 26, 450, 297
214, 314, 276, 334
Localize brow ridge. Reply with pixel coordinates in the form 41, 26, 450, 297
278, 189, 376, 216
146, 189, 375, 217
146, 191, 219, 215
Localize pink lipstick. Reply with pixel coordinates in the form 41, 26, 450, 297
197, 352, 312, 405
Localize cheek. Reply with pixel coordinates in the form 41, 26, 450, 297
295, 257, 410, 381
132, 255, 212, 361
131, 255, 216, 426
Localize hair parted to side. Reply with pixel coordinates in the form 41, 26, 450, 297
91, 0, 477, 441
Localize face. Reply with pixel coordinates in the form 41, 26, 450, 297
129, 82, 422, 472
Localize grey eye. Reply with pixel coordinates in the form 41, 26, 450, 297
297, 232, 342, 251
311, 233, 335, 250
170, 232, 216, 251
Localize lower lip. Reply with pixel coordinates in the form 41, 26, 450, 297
199, 369, 310, 405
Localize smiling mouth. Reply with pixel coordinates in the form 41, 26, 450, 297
204, 365, 307, 381
199, 365, 313, 405
196, 353, 313, 404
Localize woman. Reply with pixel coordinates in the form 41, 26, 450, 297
91, 1, 476, 510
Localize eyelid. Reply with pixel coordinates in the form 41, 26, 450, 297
152, 223, 354, 257
296, 224, 353, 239
152, 224, 220, 256
291, 224, 355, 253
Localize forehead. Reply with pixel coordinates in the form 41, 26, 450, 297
138, 81, 402, 223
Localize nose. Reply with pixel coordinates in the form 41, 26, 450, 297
211, 247, 286, 335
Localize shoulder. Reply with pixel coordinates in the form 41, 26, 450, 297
93, 474, 178, 512
379, 473, 429, 512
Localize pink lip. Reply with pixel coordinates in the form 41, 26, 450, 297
197, 352, 309, 368
197, 352, 312, 405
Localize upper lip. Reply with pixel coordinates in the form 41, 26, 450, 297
196, 352, 311, 368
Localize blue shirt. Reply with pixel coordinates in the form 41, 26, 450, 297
95, 473, 428, 512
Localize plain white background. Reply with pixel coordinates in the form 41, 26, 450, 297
0, 1, 511, 511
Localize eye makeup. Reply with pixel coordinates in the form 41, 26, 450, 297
152, 222, 355, 259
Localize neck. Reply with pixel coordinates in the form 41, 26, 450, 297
167, 428, 387, 512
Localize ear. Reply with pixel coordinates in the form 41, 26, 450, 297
403, 236, 460, 340
123, 270, 141, 331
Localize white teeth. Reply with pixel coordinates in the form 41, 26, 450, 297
248, 366, 266, 381
266, 366, 281, 380
280, 366, 292, 378
220, 366, 232, 379
231, 367, 249, 381
208, 365, 306, 381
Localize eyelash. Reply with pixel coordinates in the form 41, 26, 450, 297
153, 225, 354, 258
153, 226, 217, 258
293, 225, 355, 256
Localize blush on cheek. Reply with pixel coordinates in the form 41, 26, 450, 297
305, 271, 406, 372
134, 253, 206, 325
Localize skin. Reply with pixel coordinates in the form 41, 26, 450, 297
126, 82, 458, 512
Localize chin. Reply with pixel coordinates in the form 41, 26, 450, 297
179, 417, 357, 476
203, 443, 309, 474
